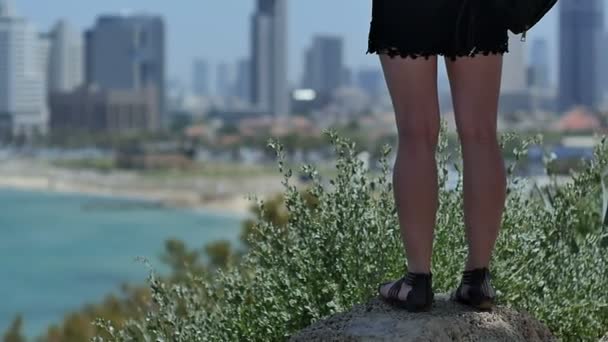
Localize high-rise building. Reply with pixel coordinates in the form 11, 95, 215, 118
559, 0, 604, 112
502, 32, 527, 94
251, 0, 289, 117
301, 35, 344, 97
498, 32, 531, 114
0, 0, 49, 138
86, 14, 165, 129
216, 62, 235, 99
341, 66, 352, 88
604, 33, 608, 93
356, 68, 385, 99
192, 58, 209, 97
528, 38, 550, 89
235, 58, 251, 103
47, 20, 83, 93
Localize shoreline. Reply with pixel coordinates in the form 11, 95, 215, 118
0, 179, 253, 218
0, 159, 286, 217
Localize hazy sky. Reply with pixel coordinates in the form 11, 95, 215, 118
15, 0, 600, 87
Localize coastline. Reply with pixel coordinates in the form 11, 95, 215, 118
0, 158, 286, 217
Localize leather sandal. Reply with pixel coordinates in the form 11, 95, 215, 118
378, 271, 434, 312
451, 267, 496, 311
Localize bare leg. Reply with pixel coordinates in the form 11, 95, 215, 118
445, 55, 507, 271
378, 55, 441, 300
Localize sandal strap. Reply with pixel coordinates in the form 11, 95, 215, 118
387, 276, 406, 299
458, 267, 496, 299
462, 267, 491, 285
386, 272, 432, 300
405, 272, 432, 285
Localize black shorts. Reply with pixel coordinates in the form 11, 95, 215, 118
367, 0, 510, 60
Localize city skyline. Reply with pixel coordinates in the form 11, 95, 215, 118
16, 0, 596, 86
4, 0, 608, 120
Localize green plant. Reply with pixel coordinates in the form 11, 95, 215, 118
2, 315, 26, 342
94, 125, 608, 341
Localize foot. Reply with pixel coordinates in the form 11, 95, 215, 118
378, 277, 412, 301
378, 272, 434, 312
451, 267, 496, 311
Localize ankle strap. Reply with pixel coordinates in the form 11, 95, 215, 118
462, 267, 490, 285
405, 271, 432, 286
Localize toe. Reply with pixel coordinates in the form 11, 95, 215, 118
378, 281, 392, 297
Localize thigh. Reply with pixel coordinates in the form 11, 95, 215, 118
444, 55, 503, 131
379, 55, 440, 134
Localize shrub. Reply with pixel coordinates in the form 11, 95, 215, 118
95, 124, 608, 342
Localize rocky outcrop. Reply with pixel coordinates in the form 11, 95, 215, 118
291, 294, 556, 342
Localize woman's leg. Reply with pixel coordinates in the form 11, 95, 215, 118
378, 55, 441, 300
445, 55, 507, 271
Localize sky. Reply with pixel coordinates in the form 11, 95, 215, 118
14, 0, 602, 88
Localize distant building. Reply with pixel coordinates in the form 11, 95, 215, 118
206, 107, 267, 126
528, 38, 550, 89
500, 32, 530, 114
234, 58, 251, 103
216, 62, 234, 99
604, 32, 608, 94
559, 0, 604, 112
192, 58, 209, 97
291, 88, 327, 114
251, 0, 290, 117
0, 0, 49, 138
86, 14, 165, 128
502, 32, 527, 93
341, 66, 353, 88
49, 85, 159, 134
356, 67, 385, 100
302, 35, 344, 97
47, 20, 83, 93
552, 106, 602, 132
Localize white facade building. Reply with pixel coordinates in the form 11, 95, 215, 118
499, 32, 531, 114
0, 0, 48, 137
47, 20, 83, 93
502, 32, 527, 94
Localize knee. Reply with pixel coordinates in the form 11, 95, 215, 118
457, 123, 498, 146
397, 121, 440, 151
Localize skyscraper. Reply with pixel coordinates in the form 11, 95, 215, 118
216, 62, 234, 99
501, 32, 527, 94
559, 0, 604, 112
302, 35, 344, 97
251, 0, 289, 117
47, 20, 83, 93
604, 32, 608, 94
528, 38, 550, 89
192, 58, 209, 97
86, 14, 165, 128
498, 32, 532, 114
0, 0, 49, 138
341, 66, 352, 88
235, 58, 251, 103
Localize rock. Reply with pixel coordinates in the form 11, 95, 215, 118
600, 332, 608, 342
291, 294, 556, 342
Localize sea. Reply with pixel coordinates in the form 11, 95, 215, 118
0, 188, 246, 338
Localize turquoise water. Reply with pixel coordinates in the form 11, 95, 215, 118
0, 188, 246, 338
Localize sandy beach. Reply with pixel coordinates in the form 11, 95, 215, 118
0, 158, 288, 216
